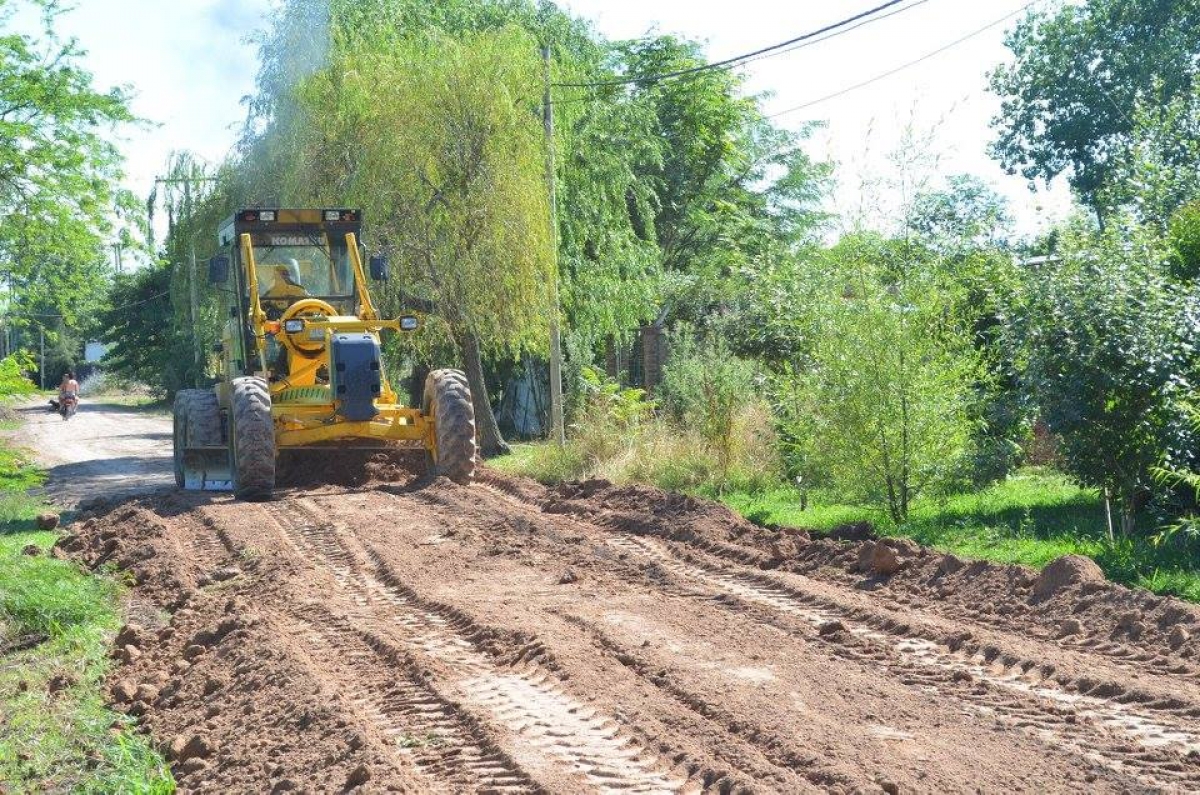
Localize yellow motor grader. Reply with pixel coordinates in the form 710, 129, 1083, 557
172, 208, 476, 499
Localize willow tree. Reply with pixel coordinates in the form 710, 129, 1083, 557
298, 28, 553, 455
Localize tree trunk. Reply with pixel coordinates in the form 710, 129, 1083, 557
1103, 488, 1116, 542
458, 331, 509, 457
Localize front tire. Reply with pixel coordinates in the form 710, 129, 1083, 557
422, 369, 477, 484
230, 377, 275, 500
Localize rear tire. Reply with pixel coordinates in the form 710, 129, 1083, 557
422, 369, 477, 484
230, 377, 275, 500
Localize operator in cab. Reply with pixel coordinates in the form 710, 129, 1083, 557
262, 259, 309, 319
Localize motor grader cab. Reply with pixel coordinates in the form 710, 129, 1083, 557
172, 208, 477, 500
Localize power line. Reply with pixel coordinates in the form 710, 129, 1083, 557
4, 290, 171, 320
553, 0, 917, 89
766, 0, 1040, 119
737, 0, 933, 70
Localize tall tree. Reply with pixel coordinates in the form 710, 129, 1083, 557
990, 0, 1200, 217
0, 0, 133, 319
295, 27, 552, 456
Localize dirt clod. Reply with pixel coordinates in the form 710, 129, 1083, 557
169, 733, 214, 763
1032, 555, 1105, 600
47, 673, 75, 694
211, 566, 241, 582
20, 543, 40, 556
1170, 626, 1191, 651
35, 512, 59, 530
1058, 619, 1084, 638
938, 554, 965, 576
345, 763, 372, 789
112, 679, 138, 703
558, 569, 579, 585
819, 620, 847, 637
871, 544, 903, 576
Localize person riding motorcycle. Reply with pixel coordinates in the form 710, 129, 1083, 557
50, 370, 79, 412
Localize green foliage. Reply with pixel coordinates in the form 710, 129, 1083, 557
909, 174, 1013, 254
496, 363, 779, 494
95, 264, 177, 395
778, 233, 983, 522
302, 27, 553, 355
0, 0, 136, 322
990, 0, 1200, 212
1168, 201, 1200, 282
1008, 216, 1198, 534
1101, 84, 1200, 225
0, 353, 34, 397
660, 333, 760, 485
578, 365, 655, 426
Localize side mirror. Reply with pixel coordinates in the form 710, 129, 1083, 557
208, 255, 230, 284
369, 255, 390, 282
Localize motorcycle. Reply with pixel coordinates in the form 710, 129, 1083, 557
56, 394, 78, 421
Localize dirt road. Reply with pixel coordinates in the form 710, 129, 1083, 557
27, 405, 1200, 792
14, 400, 173, 505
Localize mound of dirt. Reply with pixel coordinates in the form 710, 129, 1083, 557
1032, 554, 1107, 600
275, 447, 426, 490
538, 478, 1200, 662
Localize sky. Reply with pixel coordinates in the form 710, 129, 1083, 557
30, 0, 1075, 240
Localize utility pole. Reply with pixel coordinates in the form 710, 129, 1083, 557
112, 243, 123, 275
183, 177, 200, 374
542, 43, 566, 447
38, 326, 44, 390
154, 169, 217, 386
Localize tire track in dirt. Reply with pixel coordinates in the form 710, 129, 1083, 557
468, 476, 1200, 791
550, 610, 855, 792
260, 498, 688, 795
602, 533, 1200, 792
285, 604, 538, 794
477, 475, 1200, 710
399, 484, 1109, 792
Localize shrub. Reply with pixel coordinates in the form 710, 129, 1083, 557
660, 333, 762, 485
1009, 217, 1199, 537
0, 354, 35, 398
777, 234, 983, 522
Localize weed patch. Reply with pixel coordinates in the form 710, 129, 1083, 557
0, 440, 173, 792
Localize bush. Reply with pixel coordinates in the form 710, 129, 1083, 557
775, 236, 983, 522
1010, 217, 1199, 537
0, 354, 35, 398
660, 333, 762, 485
508, 363, 780, 494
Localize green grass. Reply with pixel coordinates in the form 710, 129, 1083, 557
495, 442, 1200, 602
0, 439, 173, 792
717, 468, 1200, 602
